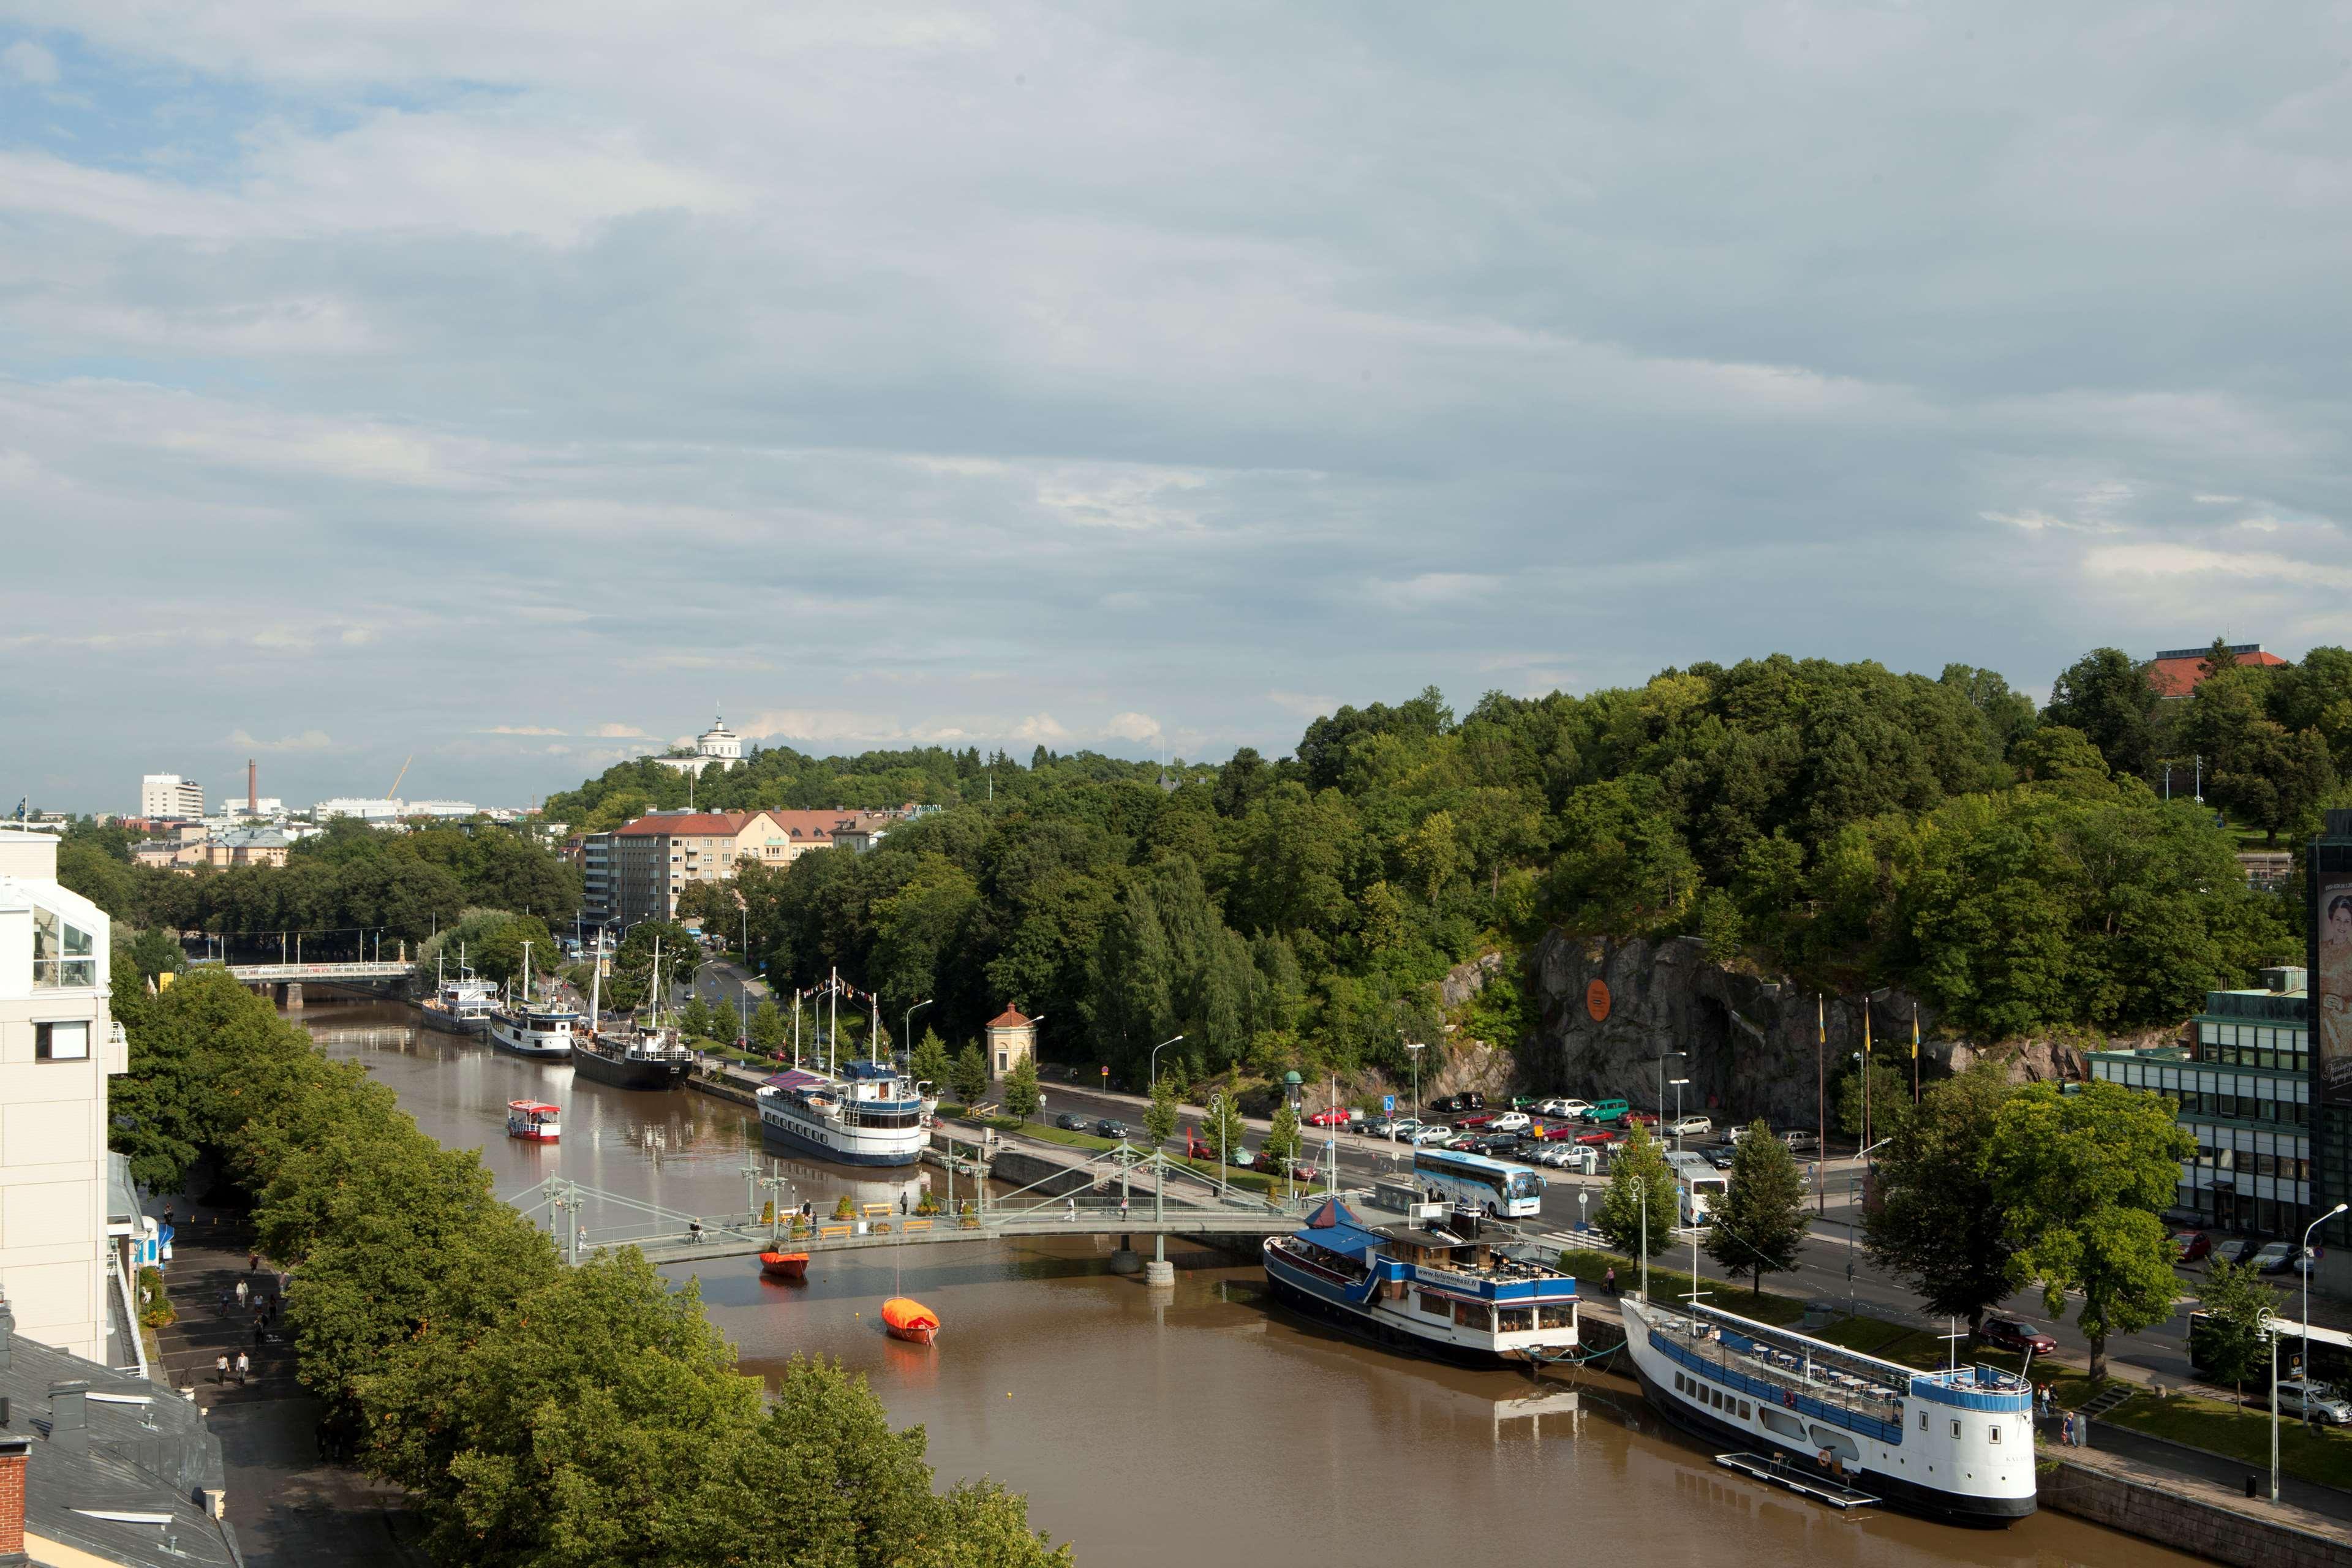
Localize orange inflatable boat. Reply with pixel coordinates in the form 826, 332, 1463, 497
758, 1251, 808, 1281
881, 1297, 940, 1345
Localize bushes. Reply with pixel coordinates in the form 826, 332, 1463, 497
116, 971, 1068, 1568
137, 1265, 175, 1329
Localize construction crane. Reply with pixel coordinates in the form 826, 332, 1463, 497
386, 754, 412, 799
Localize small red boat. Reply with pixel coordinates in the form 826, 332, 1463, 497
506, 1100, 560, 1142
758, 1251, 809, 1281
881, 1297, 939, 1345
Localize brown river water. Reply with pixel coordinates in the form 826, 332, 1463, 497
304, 998, 2184, 1568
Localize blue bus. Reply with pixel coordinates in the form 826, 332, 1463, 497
1412, 1148, 1545, 1219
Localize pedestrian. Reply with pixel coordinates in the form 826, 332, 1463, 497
1120, 1194, 1130, 1221
2059, 1411, 2074, 1447
235, 1350, 250, 1386
1605, 1265, 1617, 1296
248, 1251, 259, 1273
235, 1279, 249, 1309
899, 1193, 908, 1216
217, 1286, 230, 1314
216, 1352, 229, 1386
1066, 1197, 1077, 1222
689, 1219, 704, 1245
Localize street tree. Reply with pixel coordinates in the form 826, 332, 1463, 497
2196, 1256, 2280, 1411
1991, 1080, 2195, 1379
1003, 1054, 1041, 1123
951, 1042, 989, 1105
1204, 1091, 1249, 1167
1595, 1121, 1678, 1258
679, 996, 715, 1042
910, 1028, 951, 1095
1264, 1102, 1303, 1173
1864, 1068, 2022, 1344
1144, 1072, 1180, 1150
1705, 1120, 1808, 1297
748, 999, 785, 1057
1834, 1057, 1909, 1141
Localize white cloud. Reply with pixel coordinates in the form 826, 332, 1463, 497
478, 725, 567, 736
588, 723, 651, 739
2, 41, 59, 84
224, 728, 337, 753
1009, 713, 1072, 744
1101, 711, 1163, 744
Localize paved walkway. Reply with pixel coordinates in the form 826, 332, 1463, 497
153, 1202, 426, 1568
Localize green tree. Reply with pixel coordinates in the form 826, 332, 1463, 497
2045, 647, 2159, 778
680, 995, 715, 1041
951, 1042, 989, 1105
1144, 1072, 1180, 1150
910, 1027, 951, 1094
2196, 1256, 2280, 1409
1204, 1091, 1249, 1169
1704, 1120, 1808, 1297
1003, 1054, 1041, 1123
1595, 1121, 1678, 1258
1992, 1080, 2195, 1379
1264, 1102, 1303, 1172
1834, 1057, 1909, 1141
128, 928, 186, 985
2211, 722, 2337, 847
748, 998, 785, 1056
1863, 1069, 2021, 1343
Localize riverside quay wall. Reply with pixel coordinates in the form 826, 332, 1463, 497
2040, 1457, 2352, 1568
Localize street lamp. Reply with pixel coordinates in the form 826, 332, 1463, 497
903, 998, 932, 1068
1649, 1052, 1684, 1133
1404, 1041, 1426, 1123
2304, 1203, 2349, 1428
1147, 1034, 1185, 1275
1670, 1077, 1690, 1150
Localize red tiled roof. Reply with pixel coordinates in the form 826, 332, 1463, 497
987, 1006, 1031, 1029
2149, 650, 2286, 698
614, 812, 756, 837
756, 809, 850, 840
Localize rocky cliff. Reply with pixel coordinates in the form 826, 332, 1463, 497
1526, 932, 2109, 1128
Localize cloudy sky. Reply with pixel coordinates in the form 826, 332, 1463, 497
4, 4, 2349, 813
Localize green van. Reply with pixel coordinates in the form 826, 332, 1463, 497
1583, 1098, 1630, 1125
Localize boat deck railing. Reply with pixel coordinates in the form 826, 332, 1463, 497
1649, 1310, 1904, 1433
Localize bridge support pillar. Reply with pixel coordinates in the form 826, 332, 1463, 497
1143, 1229, 1172, 1286
1109, 1236, 1141, 1276
281, 982, 304, 1010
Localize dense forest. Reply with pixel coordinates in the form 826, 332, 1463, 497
548, 645, 2345, 1087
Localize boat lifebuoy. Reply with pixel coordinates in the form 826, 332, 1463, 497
1782, 1389, 1797, 1408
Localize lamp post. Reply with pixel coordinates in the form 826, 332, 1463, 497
1649, 1052, 1685, 1131
1670, 1077, 1690, 1150
2304, 1204, 2349, 1428
2270, 1309, 2282, 1503
903, 998, 932, 1069
1147, 1035, 1185, 1268
1404, 1041, 1425, 1123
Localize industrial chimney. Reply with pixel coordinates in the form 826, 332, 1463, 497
248, 758, 258, 815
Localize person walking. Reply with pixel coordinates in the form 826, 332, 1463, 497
2059, 1411, 2075, 1447
248, 1250, 259, 1273
1065, 1197, 1077, 1222
1605, 1265, 1617, 1296
235, 1278, 249, 1310
235, 1350, 250, 1387
215, 1352, 230, 1386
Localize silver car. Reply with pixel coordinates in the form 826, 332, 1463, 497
2275, 1379, 2352, 1425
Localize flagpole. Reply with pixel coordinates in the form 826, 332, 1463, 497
1817, 995, 1826, 1216
1862, 1003, 1872, 1153
1912, 1003, 1921, 1105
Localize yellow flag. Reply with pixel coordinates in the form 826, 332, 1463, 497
1911, 1006, 1920, 1060
1817, 995, 1825, 1045
1863, 1006, 1871, 1057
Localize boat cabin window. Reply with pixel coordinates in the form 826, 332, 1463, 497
1538, 1304, 1574, 1330
1419, 1292, 1450, 1318
1988, 1423, 2002, 1444
1498, 1306, 1532, 1333
1738, 1401, 1751, 1420
1918, 1410, 1928, 1431
1950, 1420, 1963, 1439
1451, 1300, 1485, 1329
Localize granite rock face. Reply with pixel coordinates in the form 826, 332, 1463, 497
1526, 931, 2101, 1128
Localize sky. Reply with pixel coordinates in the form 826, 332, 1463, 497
4, 4, 2350, 814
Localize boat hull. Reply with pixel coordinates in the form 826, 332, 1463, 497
882, 1297, 938, 1344
507, 1126, 559, 1142
757, 1109, 924, 1167
759, 1252, 809, 1281
1623, 1347, 2033, 1526
489, 1029, 572, 1060
1262, 1250, 1553, 1371
571, 1047, 691, 1090
417, 1006, 489, 1038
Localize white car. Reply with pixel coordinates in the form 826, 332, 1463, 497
1537, 1145, 1597, 1174
1667, 1116, 1713, 1138
1536, 1098, 1589, 1119
1490, 1110, 1531, 1133
1409, 1125, 1455, 1145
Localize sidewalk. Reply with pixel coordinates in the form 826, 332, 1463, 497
151, 1202, 426, 1568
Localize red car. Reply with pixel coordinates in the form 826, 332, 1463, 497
1306, 1107, 1354, 1128
2173, 1230, 2212, 1262
1625, 1110, 1660, 1128
1574, 1129, 1618, 1147
1980, 1317, 2058, 1356
1532, 1123, 1584, 1142
1455, 1111, 1496, 1128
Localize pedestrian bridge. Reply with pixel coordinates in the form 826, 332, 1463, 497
195, 959, 416, 982
506, 1143, 1322, 1270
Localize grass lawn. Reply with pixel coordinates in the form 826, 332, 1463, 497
2101, 1387, 2352, 1491
1554, 1248, 1809, 1327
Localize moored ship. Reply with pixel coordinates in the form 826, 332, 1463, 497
756, 1060, 928, 1166
1619, 1295, 2035, 1526
418, 975, 495, 1036
488, 1003, 578, 1059
1261, 1197, 1578, 1368
571, 1022, 694, 1090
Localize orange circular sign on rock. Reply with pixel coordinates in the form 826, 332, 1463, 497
1585, 979, 1611, 1022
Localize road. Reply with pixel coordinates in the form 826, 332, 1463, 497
674, 958, 769, 1036
1016, 1074, 2214, 1387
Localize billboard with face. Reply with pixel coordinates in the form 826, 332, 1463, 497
2322, 880, 2352, 1103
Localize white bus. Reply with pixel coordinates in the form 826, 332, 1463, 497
1678, 1172, 1728, 1226
1412, 1148, 1545, 1219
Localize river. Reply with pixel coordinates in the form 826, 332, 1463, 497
303, 998, 2185, 1568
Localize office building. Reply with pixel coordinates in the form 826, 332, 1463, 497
137, 775, 202, 820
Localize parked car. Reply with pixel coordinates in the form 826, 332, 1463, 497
1574, 1129, 1619, 1147
2172, 1230, 2212, 1262
1703, 1145, 1737, 1171
1779, 1129, 1819, 1153
1667, 1116, 1713, 1139
1537, 1098, 1591, 1119
2210, 1236, 2261, 1267
1472, 1134, 1522, 1156
1581, 1098, 1631, 1125
1490, 1110, 1531, 1133
1055, 1112, 1090, 1133
1306, 1107, 1354, 1128
1443, 1135, 1482, 1152
1455, 1110, 1497, 1129
1411, 1125, 1456, 1145
1095, 1118, 1127, 1139
1530, 1122, 1585, 1141
1374, 1117, 1423, 1140
1980, 1317, 2059, 1356
1538, 1145, 1598, 1174
2272, 1379, 2352, 1425
2255, 1241, 2301, 1275
1624, 1110, 1660, 1130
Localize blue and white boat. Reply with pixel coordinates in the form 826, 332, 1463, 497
1261, 1197, 1579, 1367
756, 1060, 928, 1167
1620, 1295, 2035, 1526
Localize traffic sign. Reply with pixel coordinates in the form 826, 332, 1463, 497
1383, 1094, 1395, 1115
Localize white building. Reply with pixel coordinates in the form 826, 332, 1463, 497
402, 800, 480, 820
0, 827, 126, 1365
650, 715, 747, 777
138, 775, 203, 820
312, 797, 403, 823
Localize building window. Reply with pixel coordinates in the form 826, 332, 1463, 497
32, 906, 96, 987
997, 1052, 1008, 1072
36, 1020, 90, 1060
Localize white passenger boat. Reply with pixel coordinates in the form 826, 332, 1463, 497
1619, 1295, 2035, 1525
755, 1060, 927, 1167
1261, 1197, 1578, 1368
488, 1004, 578, 1059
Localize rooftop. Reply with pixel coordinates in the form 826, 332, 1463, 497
2148, 643, 2287, 698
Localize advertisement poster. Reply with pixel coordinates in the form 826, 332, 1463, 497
2323, 878, 2352, 1102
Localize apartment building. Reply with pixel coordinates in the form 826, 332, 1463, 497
0, 827, 127, 1364
137, 775, 202, 820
